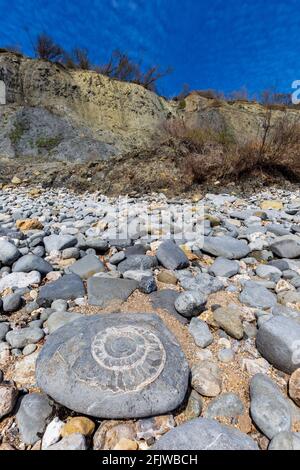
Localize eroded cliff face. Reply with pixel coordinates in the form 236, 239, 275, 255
0, 51, 300, 163
0, 51, 176, 161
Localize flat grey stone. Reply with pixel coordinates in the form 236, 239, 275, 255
272, 304, 300, 323
6, 327, 44, 349
81, 238, 108, 253
16, 393, 52, 445
87, 277, 137, 308
256, 265, 282, 282
175, 290, 207, 318
269, 431, 300, 450
189, 317, 213, 348
38, 274, 85, 306
256, 316, 300, 374
157, 241, 189, 270
270, 236, 300, 259
117, 255, 157, 274
47, 433, 86, 450
69, 254, 105, 279
149, 289, 187, 324
180, 272, 224, 296
200, 236, 250, 260
44, 234, 77, 253
204, 392, 244, 419
152, 417, 258, 450
36, 313, 189, 419
239, 281, 277, 309
0, 239, 20, 266
12, 254, 53, 276
47, 311, 83, 334
208, 257, 240, 278
250, 374, 291, 439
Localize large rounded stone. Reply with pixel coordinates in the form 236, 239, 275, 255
152, 418, 258, 450
200, 236, 250, 260
156, 241, 189, 270
36, 313, 189, 419
250, 374, 291, 439
12, 254, 53, 276
256, 316, 300, 374
0, 239, 20, 266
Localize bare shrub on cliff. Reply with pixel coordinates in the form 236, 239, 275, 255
96, 50, 171, 92
34, 34, 64, 62
64, 47, 91, 70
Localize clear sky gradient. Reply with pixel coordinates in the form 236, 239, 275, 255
0, 0, 299, 97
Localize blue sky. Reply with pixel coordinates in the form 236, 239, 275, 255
0, 0, 299, 97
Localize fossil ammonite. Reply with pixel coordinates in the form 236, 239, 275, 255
91, 326, 166, 392
36, 313, 190, 419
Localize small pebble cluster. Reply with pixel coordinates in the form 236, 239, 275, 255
0, 185, 300, 450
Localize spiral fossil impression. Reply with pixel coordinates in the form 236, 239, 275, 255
90, 326, 166, 393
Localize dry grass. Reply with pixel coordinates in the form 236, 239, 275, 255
164, 112, 300, 183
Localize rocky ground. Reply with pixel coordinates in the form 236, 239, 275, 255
0, 183, 300, 451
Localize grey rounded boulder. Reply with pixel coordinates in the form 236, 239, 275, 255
256, 316, 300, 374
152, 417, 258, 450
0, 239, 20, 266
36, 313, 189, 419
13, 254, 53, 276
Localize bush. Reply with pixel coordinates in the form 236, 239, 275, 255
34, 34, 64, 61
163, 111, 300, 183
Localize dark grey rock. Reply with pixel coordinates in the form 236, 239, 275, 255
188, 317, 213, 348
256, 316, 300, 374
109, 251, 126, 265
13, 254, 53, 276
239, 281, 277, 309
157, 241, 189, 270
0, 323, 10, 341
16, 393, 53, 445
44, 234, 77, 253
208, 257, 240, 278
36, 313, 189, 419
117, 255, 157, 274
51, 299, 68, 312
272, 304, 300, 323
152, 418, 258, 450
175, 290, 207, 318
149, 289, 187, 324
256, 265, 282, 282
200, 236, 250, 260
270, 236, 300, 259
0, 240, 20, 266
47, 311, 83, 334
250, 373, 291, 439
2, 293, 22, 313
69, 254, 105, 279
6, 327, 44, 349
139, 276, 157, 294
180, 272, 224, 296
87, 277, 137, 308
204, 392, 244, 419
38, 274, 85, 306
82, 238, 109, 253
